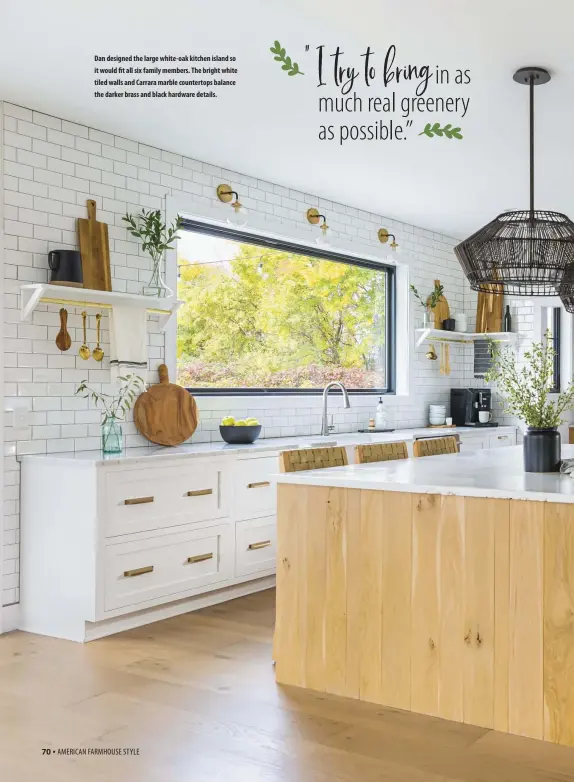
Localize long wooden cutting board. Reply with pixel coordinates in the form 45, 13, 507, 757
77, 199, 112, 291
134, 364, 199, 446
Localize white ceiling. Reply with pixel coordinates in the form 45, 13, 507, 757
2, 0, 574, 238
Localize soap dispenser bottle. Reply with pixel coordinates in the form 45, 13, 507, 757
375, 397, 387, 430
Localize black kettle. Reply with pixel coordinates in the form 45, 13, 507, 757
48, 250, 83, 287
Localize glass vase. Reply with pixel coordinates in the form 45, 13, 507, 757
142, 255, 173, 298
102, 416, 123, 454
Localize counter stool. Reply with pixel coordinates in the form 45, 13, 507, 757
355, 441, 408, 464
413, 435, 459, 458
279, 445, 348, 472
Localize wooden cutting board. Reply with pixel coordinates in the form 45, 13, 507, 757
427, 279, 450, 328
476, 284, 504, 332
134, 364, 199, 446
77, 199, 112, 291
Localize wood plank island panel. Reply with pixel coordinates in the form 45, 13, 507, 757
275, 486, 574, 748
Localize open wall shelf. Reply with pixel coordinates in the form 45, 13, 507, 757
20, 284, 183, 331
415, 328, 518, 349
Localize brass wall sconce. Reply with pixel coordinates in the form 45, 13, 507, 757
378, 228, 398, 250
306, 207, 329, 239
217, 184, 243, 213
216, 184, 248, 226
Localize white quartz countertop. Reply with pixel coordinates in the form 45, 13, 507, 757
17, 425, 516, 466
276, 445, 574, 504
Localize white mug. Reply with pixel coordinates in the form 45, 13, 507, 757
445, 417, 453, 426
478, 411, 491, 424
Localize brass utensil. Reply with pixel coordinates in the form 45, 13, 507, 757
55, 308, 72, 352
93, 313, 104, 362
79, 311, 91, 360
426, 343, 437, 361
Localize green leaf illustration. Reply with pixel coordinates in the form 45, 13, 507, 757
419, 121, 463, 139
270, 40, 304, 76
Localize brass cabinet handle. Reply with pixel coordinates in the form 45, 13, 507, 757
187, 552, 213, 564
497, 436, 509, 440
248, 540, 272, 550
123, 565, 154, 577
247, 481, 270, 489
186, 488, 213, 497
124, 496, 154, 506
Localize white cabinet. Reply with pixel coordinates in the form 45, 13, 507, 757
104, 524, 233, 612
233, 455, 278, 520
103, 461, 228, 538
235, 516, 276, 578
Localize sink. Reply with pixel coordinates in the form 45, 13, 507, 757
307, 440, 338, 448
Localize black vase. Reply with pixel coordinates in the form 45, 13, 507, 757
523, 427, 561, 473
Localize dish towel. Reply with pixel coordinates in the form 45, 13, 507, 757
109, 306, 148, 384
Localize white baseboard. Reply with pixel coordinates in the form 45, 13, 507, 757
83, 576, 275, 641
1, 604, 20, 633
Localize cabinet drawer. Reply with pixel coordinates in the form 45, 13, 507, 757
488, 432, 515, 448
104, 524, 233, 612
233, 456, 278, 521
458, 436, 485, 452
103, 462, 228, 537
235, 516, 276, 578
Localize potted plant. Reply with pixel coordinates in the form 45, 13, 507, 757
76, 374, 145, 454
123, 209, 183, 298
410, 282, 444, 328
486, 331, 574, 472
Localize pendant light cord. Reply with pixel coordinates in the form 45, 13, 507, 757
530, 75, 535, 217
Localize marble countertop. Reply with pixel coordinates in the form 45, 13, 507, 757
276, 445, 574, 504
17, 425, 516, 466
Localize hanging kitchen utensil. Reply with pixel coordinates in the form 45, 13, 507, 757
134, 364, 199, 446
92, 313, 104, 362
77, 199, 112, 291
55, 308, 72, 352
439, 344, 446, 374
79, 311, 91, 360
427, 279, 450, 328
426, 343, 438, 361
445, 344, 451, 376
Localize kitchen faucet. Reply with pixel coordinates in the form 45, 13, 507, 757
321, 382, 351, 436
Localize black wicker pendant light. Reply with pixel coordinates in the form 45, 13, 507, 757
455, 67, 574, 296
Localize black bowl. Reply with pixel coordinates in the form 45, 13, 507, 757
219, 425, 262, 444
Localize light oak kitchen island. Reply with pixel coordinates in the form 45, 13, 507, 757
274, 445, 574, 748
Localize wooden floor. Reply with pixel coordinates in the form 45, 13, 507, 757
1, 589, 574, 782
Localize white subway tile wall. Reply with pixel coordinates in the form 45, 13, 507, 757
2, 100, 471, 606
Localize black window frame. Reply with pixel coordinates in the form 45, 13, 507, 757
177, 218, 396, 396
549, 306, 561, 394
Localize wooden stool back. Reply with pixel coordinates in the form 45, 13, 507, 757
355, 441, 408, 464
413, 435, 459, 458
280, 446, 348, 473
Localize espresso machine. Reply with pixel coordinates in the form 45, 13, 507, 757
450, 388, 497, 427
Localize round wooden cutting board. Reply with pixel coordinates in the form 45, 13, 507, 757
134, 364, 198, 446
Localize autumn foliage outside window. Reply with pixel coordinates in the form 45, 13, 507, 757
177, 228, 391, 392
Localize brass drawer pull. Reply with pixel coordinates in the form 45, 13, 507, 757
123, 565, 154, 578
186, 488, 213, 497
247, 481, 270, 489
124, 496, 154, 506
187, 552, 214, 564
248, 540, 272, 550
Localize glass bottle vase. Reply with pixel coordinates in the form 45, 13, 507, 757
101, 416, 123, 454
142, 254, 173, 298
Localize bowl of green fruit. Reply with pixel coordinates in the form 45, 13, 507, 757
219, 416, 262, 444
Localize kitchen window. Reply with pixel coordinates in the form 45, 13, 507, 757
176, 220, 395, 394
543, 305, 561, 394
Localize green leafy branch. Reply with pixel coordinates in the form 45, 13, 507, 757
122, 210, 183, 262
485, 331, 574, 427
410, 282, 444, 310
419, 122, 463, 139
270, 40, 304, 76
76, 374, 145, 424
